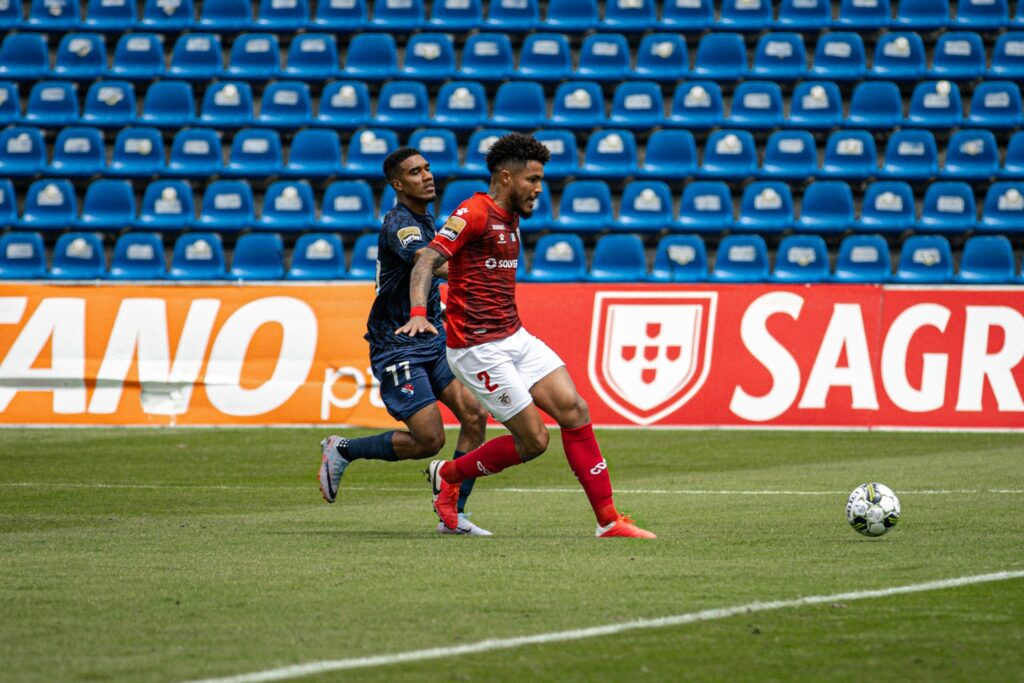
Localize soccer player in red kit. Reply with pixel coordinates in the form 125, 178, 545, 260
396, 133, 656, 539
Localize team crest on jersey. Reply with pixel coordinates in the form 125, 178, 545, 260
497, 391, 512, 407
397, 226, 422, 248
439, 215, 466, 241
401, 383, 415, 397
587, 292, 717, 426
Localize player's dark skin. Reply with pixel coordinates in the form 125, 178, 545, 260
385, 154, 488, 459
397, 160, 591, 463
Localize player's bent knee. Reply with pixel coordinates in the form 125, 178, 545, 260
517, 428, 549, 461
410, 429, 446, 458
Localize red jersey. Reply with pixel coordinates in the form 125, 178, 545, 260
428, 192, 522, 349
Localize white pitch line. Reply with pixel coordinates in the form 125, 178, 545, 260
182, 569, 1024, 683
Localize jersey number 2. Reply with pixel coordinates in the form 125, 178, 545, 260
476, 371, 499, 393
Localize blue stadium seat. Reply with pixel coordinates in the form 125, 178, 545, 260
821, 130, 878, 180
859, 181, 916, 233
668, 81, 724, 129
980, 183, 1024, 233
111, 33, 164, 79
463, 129, 511, 177
169, 233, 226, 280
967, 81, 1023, 129
752, 33, 807, 80
648, 235, 708, 282
1016, 1, 1024, 27
376, 81, 430, 128
77, 179, 134, 230
776, 0, 831, 29
20, 180, 77, 230
231, 233, 285, 280
0, 180, 16, 229
430, 0, 483, 29
635, 34, 688, 81
519, 33, 572, 81
54, 33, 106, 80
491, 81, 547, 129
957, 236, 1016, 283
881, 129, 939, 180
895, 0, 948, 28
109, 127, 164, 177
344, 34, 398, 81
287, 128, 342, 178
833, 235, 891, 282
795, 181, 855, 234
199, 0, 252, 30
313, 0, 366, 29
258, 81, 312, 128
556, 181, 613, 232
931, 32, 985, 80
256, 0, 309, 30
720, 0, 773, 31
433, 81, 488, 129
711, 234, 769, 282
773, 235, 830, 283
544, 0, 597, 31
486, 0, 540, 31
578, 34, 631, 81
140, 81, 195, 128
581, 130, 639, 178
285, 33, 338, 80
604, 0, 656, 31
736, 181, 794, 233
318, 181, 376, 233
141, 0, 194, 30
942, 129, 999, 180
873, 32, 926, 80
259, 181, 315, 232
520, 181, 555, 232
693, 33, 748, 80
82, 81, 136, 127
532, 129, 579, 179
0, 127, 46, 176
614, 181, 674, 233
661, 0, 712, 30
288, 233, 347, 280
27, 0, 80, 30
402, 33, 456, 81
847, 81, 904, 128
198, 180, 255, 232
588, 234, 647, 282
340, 128, 395, 178
787, 81, 842, 129
955, 0, 1008, 28
894, 235, 953, 283
729, 81, 784, 129
701, 130, 758, 180
460, 33, 514, 81
317, 81, 371, 128
678, 181, 733, 232
228, 33, 281, 79
167, 128, 222, 177
551, 81, 606, 129
136, 180, 195, 229
0, 231, 45, 279
811, 32, 867, 80
225, 129, 282, 177
0, 0, 22, 28
438, 180, 487, 219
836, 0, 890, 28
1001, 131, 1024, 178
107, 232, 165, 279
200, 81, 253, 126
991, 33, 1024, 80
761, 130, 818, 180
25, 82, 79, 127
525, 233, 586, 282
637, 129, 697, 180
408, 128, 459, 178
610, 81, 664, 128
907, 80, 963, 128
918, 181, 976, 233
348, 233, 379, 280
368, 0, 424, 30
51, 127, 105, 177
0, 81, 19, 125
169, 34, 224, 80
50, 233, 105, 280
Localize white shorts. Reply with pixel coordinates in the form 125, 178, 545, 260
446, 327, 565, 423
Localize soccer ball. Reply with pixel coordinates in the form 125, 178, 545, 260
846, 483, 900, 537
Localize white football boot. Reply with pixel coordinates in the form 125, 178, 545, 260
436, 512, 494, 536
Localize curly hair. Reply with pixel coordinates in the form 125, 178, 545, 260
382, 147, 422, 182
485, 133, 551, 175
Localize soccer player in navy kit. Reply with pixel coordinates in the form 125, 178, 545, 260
318, 147, 492, 536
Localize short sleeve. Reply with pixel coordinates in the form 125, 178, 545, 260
429, 201, 485, 258
384, 215, 431, 264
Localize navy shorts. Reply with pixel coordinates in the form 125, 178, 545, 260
370, 337, 457, 422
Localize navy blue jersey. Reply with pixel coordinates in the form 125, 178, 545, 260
364, 202, 445, 350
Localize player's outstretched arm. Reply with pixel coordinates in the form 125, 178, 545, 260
396, 247, 448, 337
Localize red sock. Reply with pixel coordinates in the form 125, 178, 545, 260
562, 423, 618, 526
441, 435, 522, 484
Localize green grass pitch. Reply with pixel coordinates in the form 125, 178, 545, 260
1, 427, 1022, 682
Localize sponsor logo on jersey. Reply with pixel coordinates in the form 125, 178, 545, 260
438, 215, 466, 241
400, 383, 415, 397
485, 258, 518, 270
491, 224, 506, 231
455, 207, 469, 216
396, 226, 422, 248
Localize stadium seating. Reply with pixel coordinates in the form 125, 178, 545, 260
720, 0, 773, 31
776, 0, 831, 30
167, 128, 222, 177
752, 33, 808, 80
821, 130, 878, 180
460, 34, 514, 81
141, 0, 194, 30
257, 0, 308, 30
833, 235, 891, 283
369, 0, 424, 30
136, 180, 195, 229
873, 32, 927, 80
107, 232, 166, 280
403, 33, 456, 81
693, 33, 748, 80
578, 34, 632, 81
348, 233, 379, 280
169, 232, 227, 280
761, 130, 818, 180
50, 232, 106, 280
318, 181, 376, 233
610, 81, 664, 128
197, 180, 255, 232
980, 183, 1024, 233
77, 179, 135, 230
880, 130, 939, 180
27, 0, 80, 30
0, 127, 46, 176
836, 0, 891, 29
894, 235, 954, 283
288, 233, 347, 280
0, 81, 18, 125
408, 129, 459, 178
0, 33, 49, 80
918, 182, 976, 232
258, 81, 313, 127
648, 235, 708, 282
679, 182, 734, 232
0, 231, 46, 279
54, 33, 106, 79
956, 235, 1017, 283
0, 180, 16, 229
259, 181, 315, 232
229, 33, 282, 79
614, 181, 674, 233
637, 129, 697, 180
525, 233, 586, 282
491, 81, 547, 128
318, 81, 372, 127
788, 81, 842, 129
736, 182, 794, 234
729, 81, 784, 129
1002, 132, 1024, 178
669, 82, 725, 128
20, 180, 77, 230
485, 0, 541, 31
907, 81, 963, 128
430, 0, 484, 30
772, 235, 830, 283
588, 234, 647, 282
635, 34, 688, 80
345, 34, 398, 80
111, 33, 165, 79
943, 129, 1000, 179
795, 181, 855, 234
932, 32, 985, 79
519, 33, 573, 81
288, 128, 343, 177
545, 0, 598, 32
141, 81, 196, 128
556, 181, 613, 232
711, 234, 770, 282
286, 33, 338, 80
169, 34, 224, 79
968, 81, 1023, 128
859, 181, 917, 233
376, 81, 431, 129
230, 233, 285, 280
661, 0, 712, 30
811, 32, 866, 80
956, 0, 1009, 28
434, 81, 489, 129
702, 130, 758, 179
581, 130, 639, 177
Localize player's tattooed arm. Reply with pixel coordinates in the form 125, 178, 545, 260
396, 247, 449, 337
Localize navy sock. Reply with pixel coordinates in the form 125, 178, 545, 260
453, 450, 477, 513
343, 431, 398, 462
